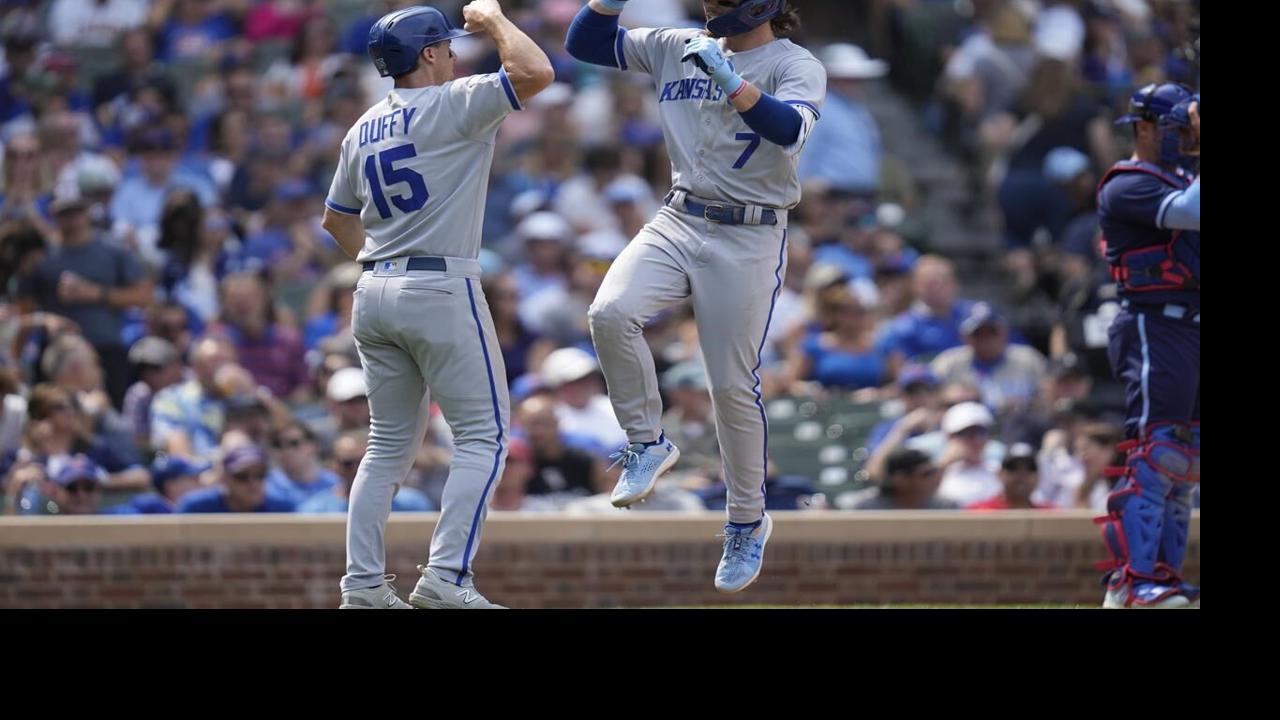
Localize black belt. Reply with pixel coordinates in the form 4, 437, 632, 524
666, 191, 778, 226
362, 256, 447, 272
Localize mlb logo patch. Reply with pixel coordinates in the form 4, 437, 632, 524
372, 258, 406, 277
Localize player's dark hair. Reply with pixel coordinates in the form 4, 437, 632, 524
771, 3, 801, 37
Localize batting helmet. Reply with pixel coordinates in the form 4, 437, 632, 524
1115, 83, 1197, 170
368, 6, 471, 78
706, 0, 786, 38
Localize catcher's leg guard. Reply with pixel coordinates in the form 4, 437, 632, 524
1095, 423, 1196, 607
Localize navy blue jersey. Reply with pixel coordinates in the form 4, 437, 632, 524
1097, 160, 1200, 308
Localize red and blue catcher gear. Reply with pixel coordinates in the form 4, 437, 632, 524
1095, 422, 1200, 607
368, 6, 471, 78
1097, 160, 1199, 309
706, 0, 785, 38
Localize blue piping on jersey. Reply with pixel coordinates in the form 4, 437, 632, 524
498, 68, 522, 111
325, 199, 361, 215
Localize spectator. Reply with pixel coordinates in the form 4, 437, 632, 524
265, 422, 338, 505
15, 190, 154, 407
511, 211, 573, 308
966, 443, 1049, 510
46, 454, 107, 515
121, 336, 184, 451
514, 393, 609, 502
91, 28, 157, 112
935, 401, 1002, 506
878, 255, 975, 362
931, 302, 1047, 415
0, 133, 53, 234
303, 262, 361, 352
109, 129, 217, 266
785, 281, 895, 394
866, 364, 940, 454
153, 0, 238, 63
1000, 351, 1092, 446
487, 436, 555, 511
538, 347, 627, 455
207, 272, 308, 399
1034, 421, 1123, 510
150, 335, 235, 458
178, 443, 295, 513
799, 43, 886, 197
108, 454, 208, 514
298, 431, 434, 513
841, 448, 956, 510
307, 366, 369, 449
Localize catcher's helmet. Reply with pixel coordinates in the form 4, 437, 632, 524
1115, 83, 1198, 171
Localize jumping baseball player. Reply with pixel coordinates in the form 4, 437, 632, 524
566, 0, 826, 592
322, 1, 553, 609
1095, 83, 1200, 608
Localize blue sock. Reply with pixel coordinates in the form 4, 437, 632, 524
728, 519, 762, 531
640, 432, 666, 448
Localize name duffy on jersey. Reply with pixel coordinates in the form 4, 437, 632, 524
358, 107, 419, 148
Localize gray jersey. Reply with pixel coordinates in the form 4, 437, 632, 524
620, 28, 826, 209
326, 69, 523, 262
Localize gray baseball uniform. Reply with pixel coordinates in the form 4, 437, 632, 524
327, 69, 522, 591
588, 29, 825, 523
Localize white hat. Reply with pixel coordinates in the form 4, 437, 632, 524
578, 230, 628, 262
942, 401, 995, 435
540, 347, 599, 387
517, 211, 573, 244
327, 367, 367, 402
820, 43, 889, 79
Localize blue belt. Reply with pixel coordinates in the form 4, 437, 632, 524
665, 191, 778, 226
362, 256, 447, 272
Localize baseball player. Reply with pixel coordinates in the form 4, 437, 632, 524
1095, 83, 1200, 608
322, 2, 553, 609
566, 0, 826, 592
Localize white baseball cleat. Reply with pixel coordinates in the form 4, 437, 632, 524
339, 575, 413, 609
409, 565, 506, 609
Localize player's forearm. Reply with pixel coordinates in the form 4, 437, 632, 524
322, 208, 366, 260
486, 14, 554, 103
566, 3, 623, 67
733, 85, 803, 146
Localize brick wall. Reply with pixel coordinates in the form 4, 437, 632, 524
0, 512, 1200, 608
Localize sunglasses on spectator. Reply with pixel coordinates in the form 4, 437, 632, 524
277, 436, 308, 449
63, 481, 99, 494
337, 457, 362, 470
231, 469, 267, 483
954, 426, 990, 439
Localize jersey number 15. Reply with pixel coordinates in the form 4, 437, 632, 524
364, 143, 429, 219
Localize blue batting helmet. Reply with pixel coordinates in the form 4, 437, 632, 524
368, 6, 471, 78
706, 0, 786, 38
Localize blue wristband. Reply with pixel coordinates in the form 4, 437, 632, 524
597, 0, 628, 11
